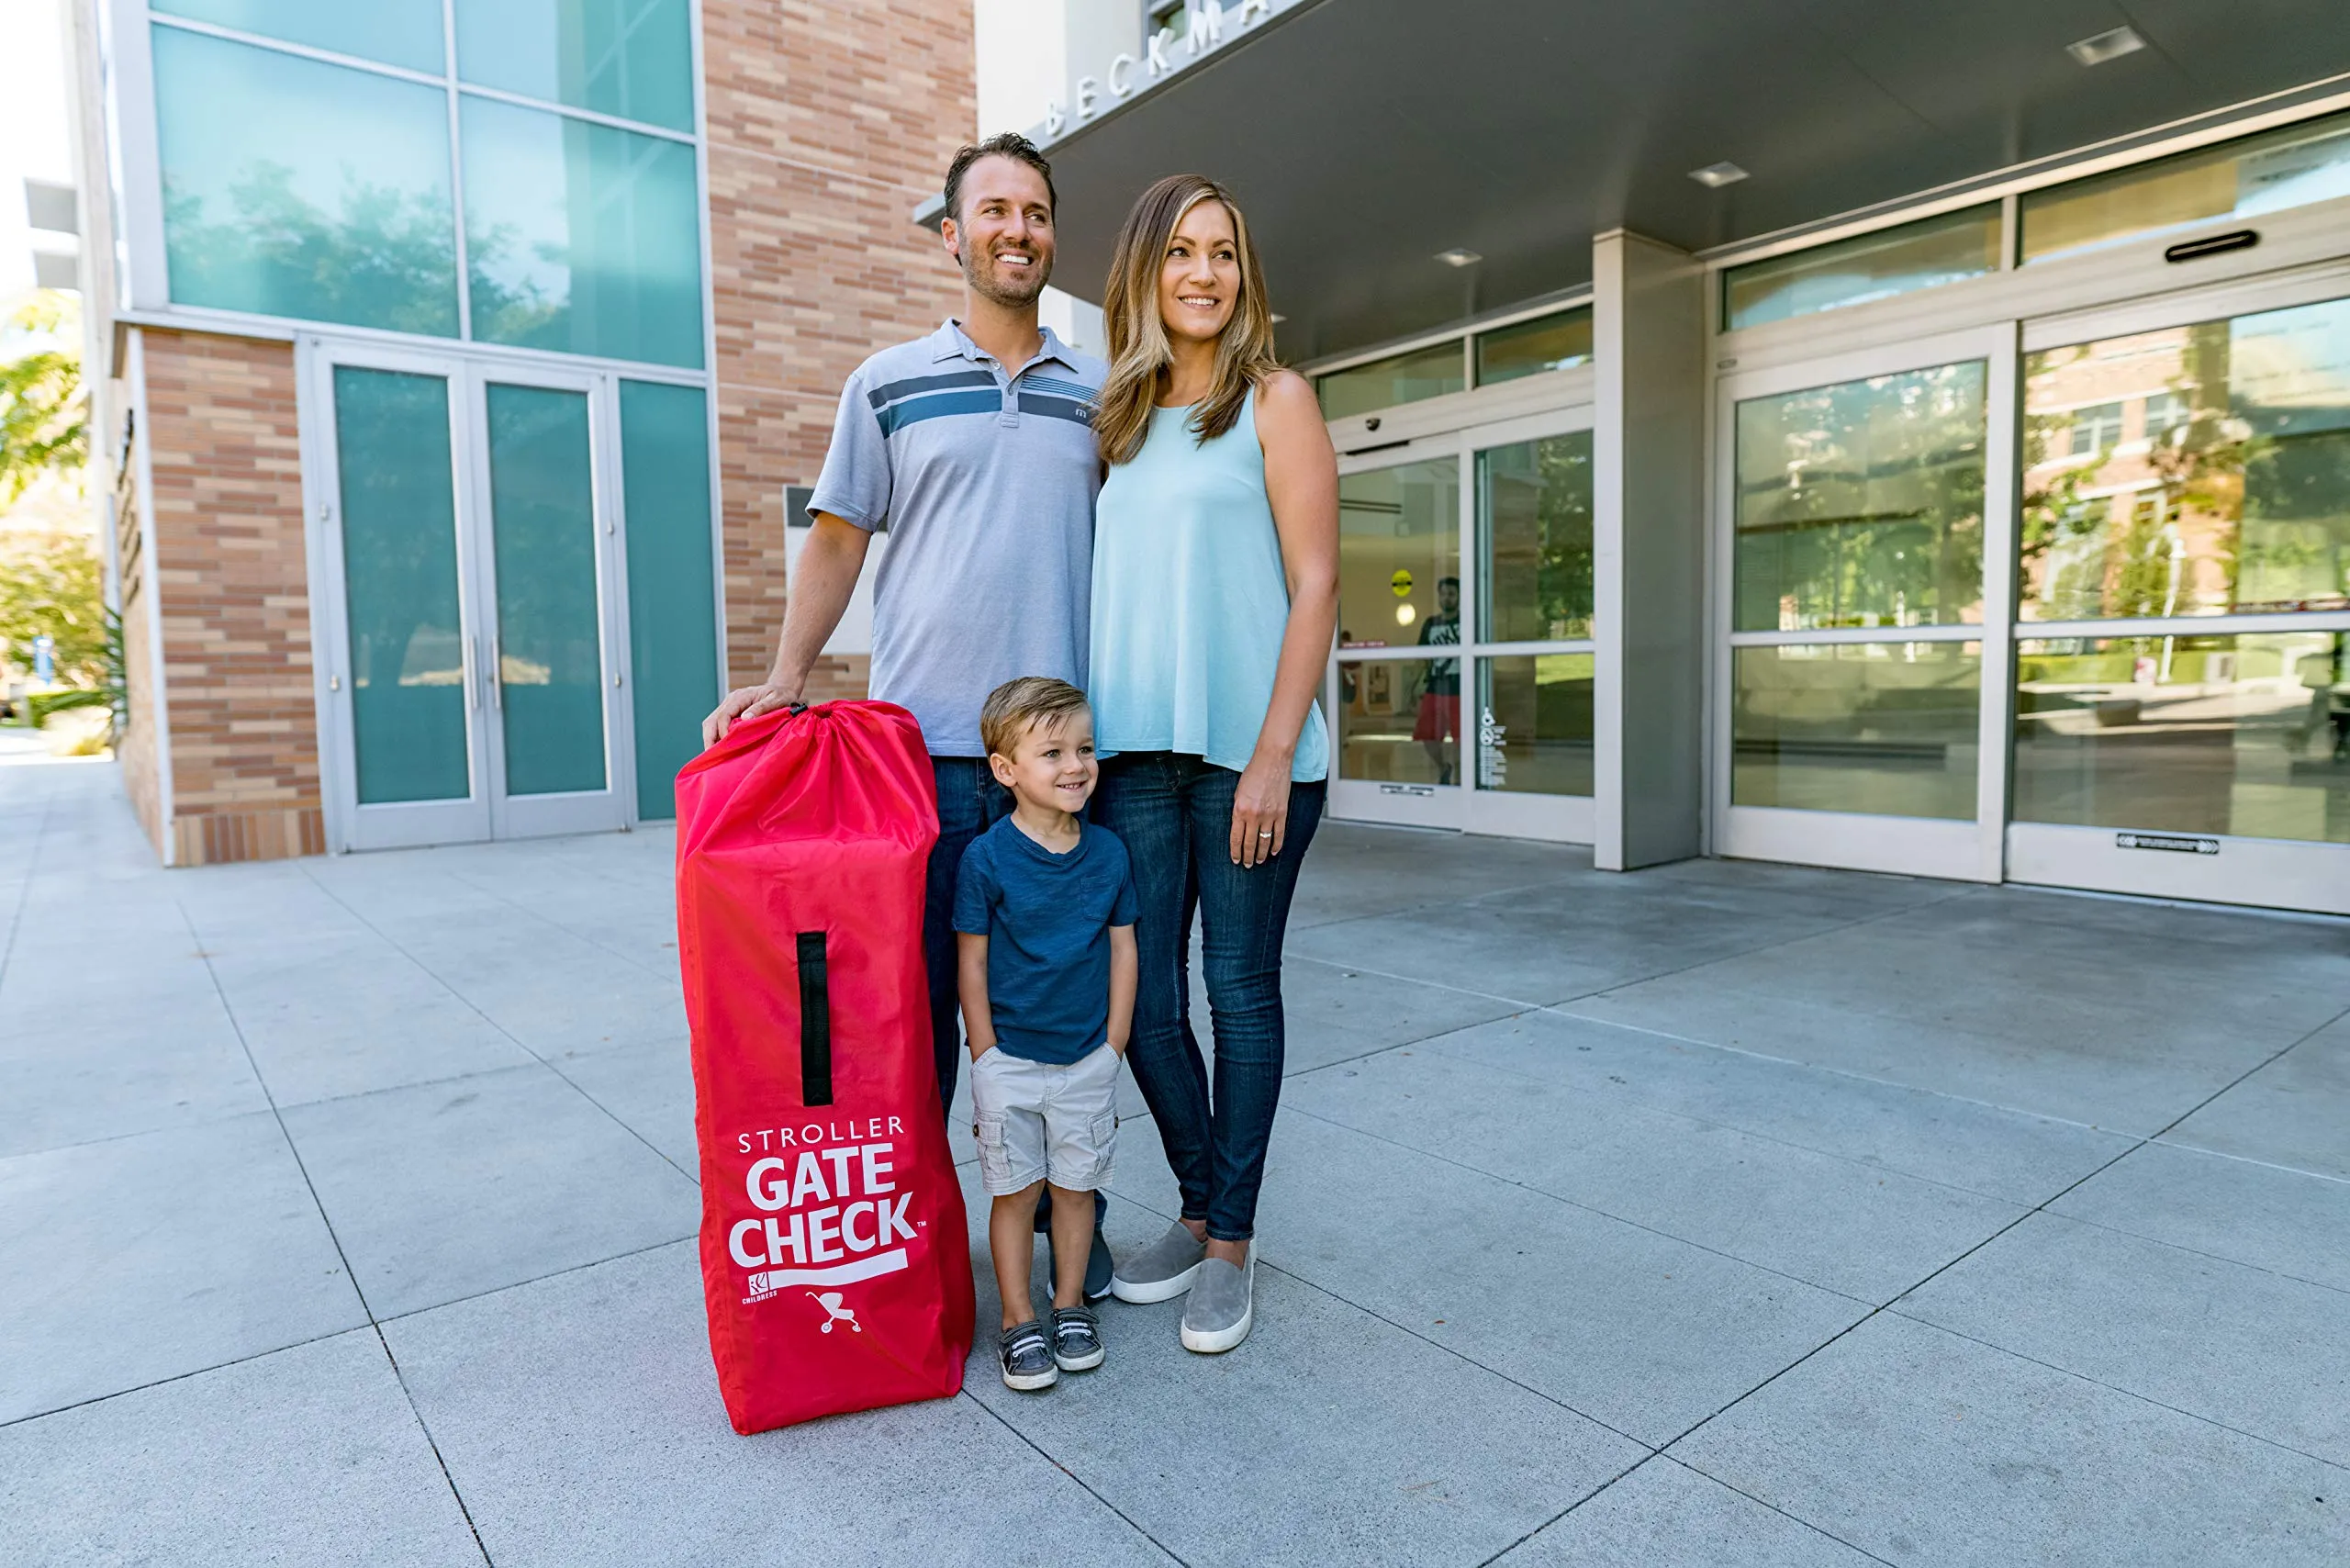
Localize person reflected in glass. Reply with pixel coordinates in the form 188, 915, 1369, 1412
1415, 576, 1460, 783
1085, 174, 1338, 1354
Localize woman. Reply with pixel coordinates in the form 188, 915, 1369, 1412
1087, 174, 1339, 1353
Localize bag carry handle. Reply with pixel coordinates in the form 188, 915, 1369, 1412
796, 931, 833, 1106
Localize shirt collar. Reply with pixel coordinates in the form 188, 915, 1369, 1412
932, 318, 1078, 375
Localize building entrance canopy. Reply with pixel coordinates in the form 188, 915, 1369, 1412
1009, 0, 2350, 364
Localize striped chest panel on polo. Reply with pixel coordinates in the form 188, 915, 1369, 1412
868, 368, 1097, 436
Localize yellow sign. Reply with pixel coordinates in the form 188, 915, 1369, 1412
1391, 569, 1413, 598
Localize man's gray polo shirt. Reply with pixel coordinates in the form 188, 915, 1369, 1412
807, 319, 1104, 757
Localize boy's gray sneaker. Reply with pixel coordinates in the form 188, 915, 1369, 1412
999, 1321, 1058, 1391
1180, 1247, 1254, 1354
1050, 1305, 1105, 1372
1110, 1220, 1205, 1304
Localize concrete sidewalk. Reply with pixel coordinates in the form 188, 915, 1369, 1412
2, 755, 2345, 1566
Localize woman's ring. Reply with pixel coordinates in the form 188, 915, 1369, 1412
1258, 829, 1274, 837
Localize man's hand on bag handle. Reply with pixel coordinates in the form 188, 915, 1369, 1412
701, 510, 873, 748
701, 680, 801, 748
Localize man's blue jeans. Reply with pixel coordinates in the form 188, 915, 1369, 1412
924, 756, 1013, 1123
1090, 752, 1323, 1242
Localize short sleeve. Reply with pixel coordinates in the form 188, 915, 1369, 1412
951, 837, 997, 935
805, 370, 890, 532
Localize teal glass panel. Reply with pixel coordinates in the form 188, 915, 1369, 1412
1723, 206, 1999, 331
462, 96, 705, 367
2022, 110, 2350, 264
1316, 342, 1465, 420
1474, 308, 1593, 386
487, 384, 608, 795
1478, 432, 1594, 642
455, 0, 695, 133
154, 0, 443, 73
153, 26, 457, 334
1733, 642, 1982, 820
334, 367, 470, 804
619, 380, 719, 818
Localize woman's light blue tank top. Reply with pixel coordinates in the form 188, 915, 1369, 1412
1090, 389, 1330, 782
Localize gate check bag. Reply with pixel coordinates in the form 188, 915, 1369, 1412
675, 700, 975, 1433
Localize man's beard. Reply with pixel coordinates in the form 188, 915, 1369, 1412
964, 244, 1051, 307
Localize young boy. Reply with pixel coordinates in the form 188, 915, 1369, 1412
954, 678, 1137, 1391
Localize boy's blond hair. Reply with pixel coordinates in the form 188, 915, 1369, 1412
979, 677, 1091, 760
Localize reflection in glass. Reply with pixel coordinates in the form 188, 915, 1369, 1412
2020, 110, 2350, 264
1732, 642, 1981, 819
620, 380, 718, 819
455, 0, 695, 132
1735, 362, 1986, 631
487, 385, 607, 796
335, 367, 469, 804
1337, 658, 1454, 785
2020, 296, 2350, 621
1316, 342, 1465, 420
155, 1, 444, 73
462, 96, 705, 367
1338, 458, 1459, 656
1723, 206, 1999, 331
1475, 308, 1593, 385
154, 27, 457, 334
2014, 633, 2350, 844
1480, 433, 1593, 642
1478, 655, 1593, 796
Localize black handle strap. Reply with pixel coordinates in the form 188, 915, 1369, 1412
796, 931, 833, 1106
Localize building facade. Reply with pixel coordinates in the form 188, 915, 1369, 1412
943, 0, 2350, 918
70, 0, 972, 863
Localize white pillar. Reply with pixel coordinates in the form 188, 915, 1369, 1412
1592, 230, 1706, 871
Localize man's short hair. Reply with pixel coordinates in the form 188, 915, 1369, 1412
980, 676, 1089, 760
944, 133, 1058, 225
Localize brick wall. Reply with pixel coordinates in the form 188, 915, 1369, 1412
702, 0, 971, 691
112, 424, 162, 852
139, 330, 324, 866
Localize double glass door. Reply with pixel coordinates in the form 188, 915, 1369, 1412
307, 343, 631, 851
1329, 408, 1597, 840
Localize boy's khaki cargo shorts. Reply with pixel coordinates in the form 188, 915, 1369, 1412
969, 1041, 1119, 1195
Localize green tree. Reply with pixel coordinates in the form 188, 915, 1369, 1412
0, 532, 106, 687
0, 293, 87, 502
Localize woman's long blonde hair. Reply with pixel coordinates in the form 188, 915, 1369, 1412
1094, 174, 1281, 466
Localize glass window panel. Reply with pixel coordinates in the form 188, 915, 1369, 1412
1316, 342, 1465, 420
334, 367, 470, 804
1336, 657, 1455, 785
1474, 308, 1593, 385
461, 95, 705, 367
1477, 654, 1593, 796
154, 0, 444, 73
1479, 432, 1593, 642
2021, 296, 2350, 621
2020, 111, 2350, 264
620, 380, 718, 819
153, 26, 458, 334
455, 0, 695, 133
1723, 206, 1998, 331
1734, 361, 1986, 632
1337, 458, 1459, 657
1732, 642, 1981, 820
487, 383, 607, 795
2014, 633, 2350, 844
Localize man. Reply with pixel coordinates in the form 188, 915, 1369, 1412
1415, 577, 1461, 783
701, 133, 1112, 1291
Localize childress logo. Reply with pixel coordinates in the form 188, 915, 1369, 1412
733, 1127, 919, 1305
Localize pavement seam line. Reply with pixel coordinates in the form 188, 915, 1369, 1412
957, 1392, 1192, 1566
0, 1324, 373, 1432
2025, 1206, 2350, 1302
291, 861, 700, 1186
173, 895, 496, 1567
2146, 1137, 2350, 1188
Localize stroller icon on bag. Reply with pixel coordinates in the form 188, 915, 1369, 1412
808, 1291, 862, 1333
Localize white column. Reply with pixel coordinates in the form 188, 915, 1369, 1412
1592, 230, 1706, 870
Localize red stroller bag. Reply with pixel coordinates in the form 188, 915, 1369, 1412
674, 700, 974, 1433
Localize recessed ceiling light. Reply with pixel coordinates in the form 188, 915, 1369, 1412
1435, 248, 1482, 268
1689, 162, 1748, 188
1270, 312, 1287, 324
2066, 27, 2144, 66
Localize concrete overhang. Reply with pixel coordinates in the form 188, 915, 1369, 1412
938, 0, 2350, 364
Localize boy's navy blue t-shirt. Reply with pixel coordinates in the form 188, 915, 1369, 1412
952, 818, 1137, 1064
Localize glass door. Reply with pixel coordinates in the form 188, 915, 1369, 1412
307, 343, 631, 851
1712, 326, 2015, 880
2007, 285, 2350, 914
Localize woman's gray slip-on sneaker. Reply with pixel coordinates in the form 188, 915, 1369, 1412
1000, 1321, 1058, 1391
1179, 1247, 1254, 1354
1109, 1220, 1205, 1304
